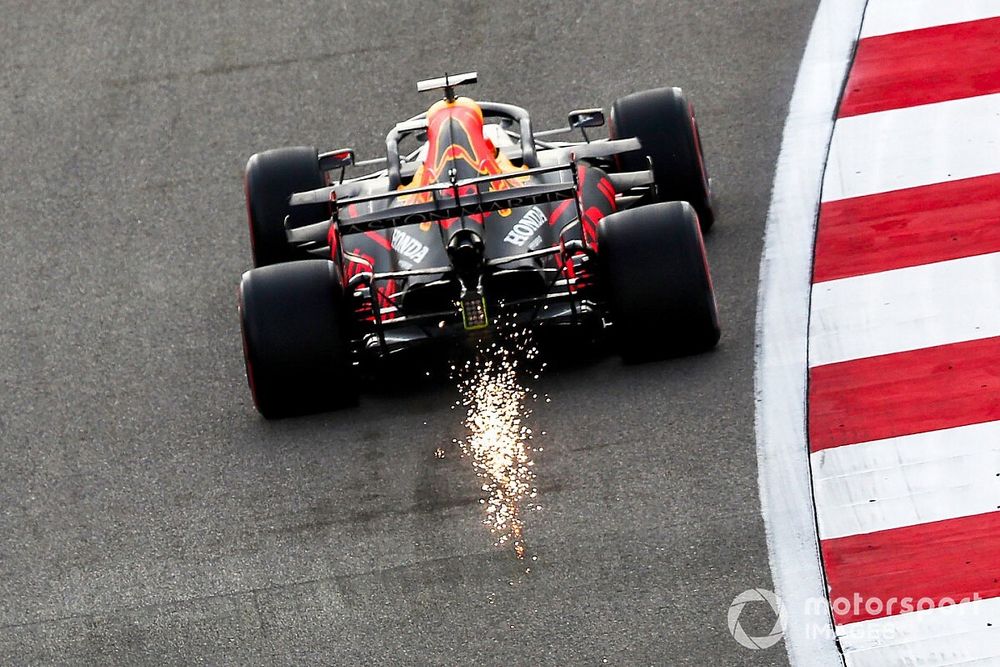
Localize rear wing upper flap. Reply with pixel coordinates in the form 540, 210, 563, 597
285, 163, 578, 245
289, 137, 644, 209
338, 180, 576, 233
284, 179, 578, 246
284, 137, 649, 245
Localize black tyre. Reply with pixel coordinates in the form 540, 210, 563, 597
239, 260, 358, 419
598, 201, 720, 360
244, 146, 328, 267
610, 87, 715, 231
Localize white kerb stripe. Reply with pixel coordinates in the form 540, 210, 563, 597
810, 420, 1000, 539
821, 92, 1000, 202
753, 0, 867, 663
860, 0, 1000, 38
808, 251, 1000, 367
838, 594, 1000, 666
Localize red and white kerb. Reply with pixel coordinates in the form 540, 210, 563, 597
807, 2, 1000, 664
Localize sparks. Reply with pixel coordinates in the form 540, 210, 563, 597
453, 330, 542, 558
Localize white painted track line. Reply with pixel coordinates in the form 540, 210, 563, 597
754, 0, 866, 664
839, 594, 1000, 666
860, 0, 1000, 38
822, 92, 1000, 202
808, 252, 1000, 367
811, 420, 1000, 539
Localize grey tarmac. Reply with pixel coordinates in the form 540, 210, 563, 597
0, 1, 819, 664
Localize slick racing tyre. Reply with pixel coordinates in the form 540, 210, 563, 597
244, 146, 328, 267
598, 201, 720, 360
239, 260, 358, 419
610, 87, 715, 231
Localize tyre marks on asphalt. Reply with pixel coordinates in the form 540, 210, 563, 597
807, 4, 1000, 664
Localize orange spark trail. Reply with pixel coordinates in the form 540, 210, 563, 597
453, 335, 542, 558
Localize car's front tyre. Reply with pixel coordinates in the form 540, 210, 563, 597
244, 146, 328, 267
610, 87, 715, 231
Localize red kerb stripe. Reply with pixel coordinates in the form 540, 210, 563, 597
813, 174, 1000, 282
839, 17, 1000, 118
821, 511, 1000, 624
809, 337, 1000, 451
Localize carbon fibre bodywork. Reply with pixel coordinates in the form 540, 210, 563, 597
250, 75, 684, 363
282, 91, 650, 358
239, 75, 720, 416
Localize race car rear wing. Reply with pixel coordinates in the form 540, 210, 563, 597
286, 137, 648, 245
286, 162, 580, 244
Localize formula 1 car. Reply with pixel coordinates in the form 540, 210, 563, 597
239, 72, 720, 418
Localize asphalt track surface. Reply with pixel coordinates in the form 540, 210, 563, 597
1, 2, 818, 664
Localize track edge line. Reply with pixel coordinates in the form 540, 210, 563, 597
753, 0, 868, 664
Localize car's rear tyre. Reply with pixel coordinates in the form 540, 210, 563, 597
239, 260, 358, 419
245, 146, 328, 267
610, 87, 715, 231
598, 201, 720, 360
